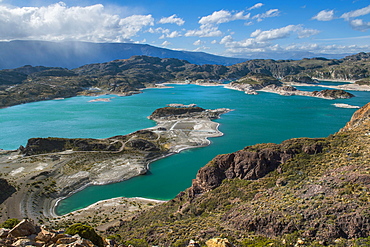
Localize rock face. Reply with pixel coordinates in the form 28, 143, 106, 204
341, 102, 370, 131
188, 138, 326, 198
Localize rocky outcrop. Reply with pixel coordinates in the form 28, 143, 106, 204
281, 75, 318, 84
149, 106, 205, 119
311, 89, 354, 99
188, 138, 326, 198
0, 178, 16, 204
226, 72, 282, 94
20, 137, 123, 156
0, 219, 108, 247
261, 85, 355, 99
341, 102, 370, 131
148, 106, 230, 121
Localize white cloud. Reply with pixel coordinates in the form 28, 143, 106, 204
199, 10, 250, 25
150, 27, 180, 39
297, 28, 321, 38
220, 25, 320, 54
193, 46, 210, 52
248, 3, 264, 11
147, 27, 170, 34
312, 10, 335, 21
341, 5, 370, 21
161, 40, 171, 46
252, 9, 280, 22
0, 2, 154, 42
224, 42, 370, 57
167, 31, 181, 38
350, 19, 370, 31
285, 43, 370, 54
193, 39, 203, 46
158, 14, 185, 26
251, 25, 319, 42
211, 39, 218, 44
220, 35, 234, 44
185, 24, 222, 37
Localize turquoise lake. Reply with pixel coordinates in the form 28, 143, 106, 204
0, 83, 369, 215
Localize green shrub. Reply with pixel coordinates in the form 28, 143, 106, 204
0, 218, 20, 229
65, 223, 104, 247
124, 238, 149, 247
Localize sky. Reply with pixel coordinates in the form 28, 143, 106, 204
0, 0, 370, 58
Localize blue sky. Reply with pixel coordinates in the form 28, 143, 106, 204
0, 0, 370, 58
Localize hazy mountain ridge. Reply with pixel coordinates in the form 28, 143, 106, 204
0, 40, 246, 69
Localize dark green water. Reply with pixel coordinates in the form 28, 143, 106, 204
0, 83, 368, 215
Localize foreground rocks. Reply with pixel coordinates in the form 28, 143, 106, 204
0, 219, 101, 247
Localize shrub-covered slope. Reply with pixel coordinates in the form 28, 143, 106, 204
107, 103, 370, 246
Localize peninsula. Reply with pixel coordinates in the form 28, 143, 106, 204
0, 105, 231, 223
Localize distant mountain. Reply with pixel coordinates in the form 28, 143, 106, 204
237, 51, 352, 60
0, 40, 247, 69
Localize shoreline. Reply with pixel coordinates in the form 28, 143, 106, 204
0, 106, 231, 221
51, 118, 226, 216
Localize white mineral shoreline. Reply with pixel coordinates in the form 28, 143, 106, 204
313, 78, 356, 83
48, 110, 230, 218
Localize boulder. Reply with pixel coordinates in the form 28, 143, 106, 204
35, 226, 57, 243
8, 219, 38, 238
12, 238, 35, 247
0, 228, 9, 238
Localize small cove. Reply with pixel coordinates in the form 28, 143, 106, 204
1, 83, 369, 215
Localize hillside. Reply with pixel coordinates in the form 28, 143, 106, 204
1, 53, 370, 108
105, 102, 370, 246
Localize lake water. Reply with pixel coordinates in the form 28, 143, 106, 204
0, 83, 369, 215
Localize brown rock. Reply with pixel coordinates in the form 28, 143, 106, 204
205, 238, 233, 247
56, 236, 77, 244
35, 226, 57, 243
8, 219, 38, 238
0, 228, 9, 238
12, 238, 36, 247
341, 102, 370, 131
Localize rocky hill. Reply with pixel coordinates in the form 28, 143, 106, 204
2, 53, 369, 108
105, 102, 370, 246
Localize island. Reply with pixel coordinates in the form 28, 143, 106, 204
0, 105, 231, 223
225, 72, 355, 99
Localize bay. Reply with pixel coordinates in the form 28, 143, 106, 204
0, 83, 368, 215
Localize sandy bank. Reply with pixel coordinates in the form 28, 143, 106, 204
50, 197, 164, 232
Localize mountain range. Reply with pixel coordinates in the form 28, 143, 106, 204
0, 40, 246, 69
0, 40, 353, 70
